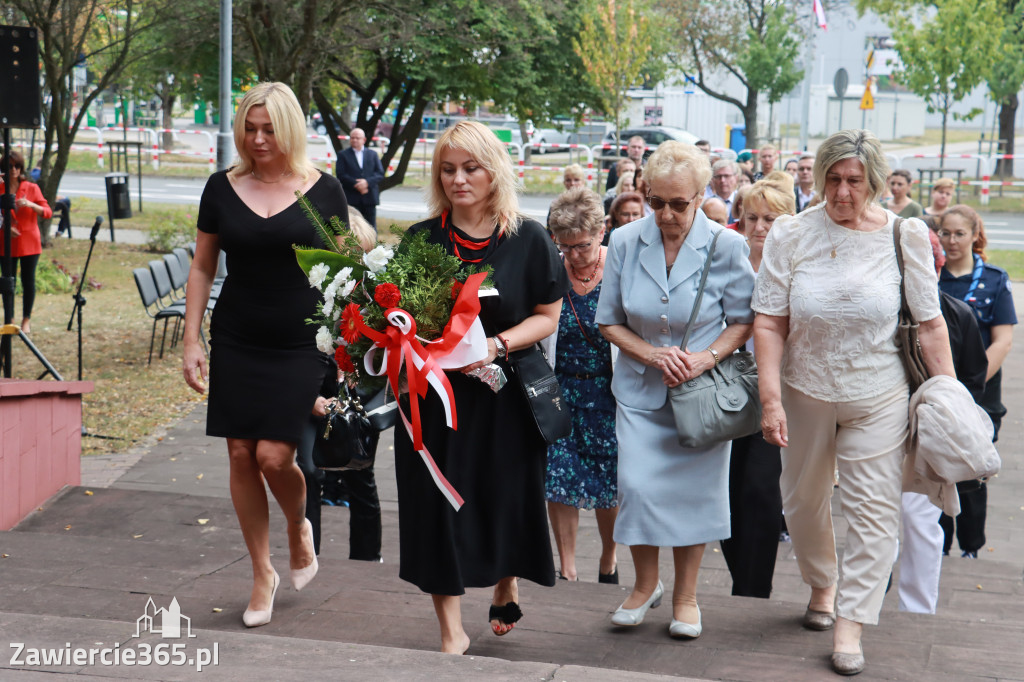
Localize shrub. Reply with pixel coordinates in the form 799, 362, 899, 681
145, 207, 198, 252
30, 258, 74, 295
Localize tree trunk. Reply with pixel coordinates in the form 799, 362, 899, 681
996, 93, 1018, 178
161, 92, 176, 151
519, 120, 532, 165
940, 108, 948, 163
743, 93, 759, 152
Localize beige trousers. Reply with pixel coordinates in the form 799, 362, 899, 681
781, 382, 908, 625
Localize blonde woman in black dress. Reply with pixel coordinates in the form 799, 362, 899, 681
182, 82, 349, 627
397, 121, 568, 654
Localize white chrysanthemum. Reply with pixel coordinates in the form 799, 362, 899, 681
331, 267, 353, 288
323, 279, 339, 303
340, 279, 357, 298
322, 297, 335, 318
363, 245, 394, 273
307, 263, 330, 290
315, 326, 333, 353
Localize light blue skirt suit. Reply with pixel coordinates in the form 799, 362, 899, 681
595, 211, 755, 547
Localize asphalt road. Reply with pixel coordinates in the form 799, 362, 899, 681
56, 172, 553, 223
57, 172, 1024, 249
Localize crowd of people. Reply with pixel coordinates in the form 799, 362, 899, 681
180, 81, 1013, 678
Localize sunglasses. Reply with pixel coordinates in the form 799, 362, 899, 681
647, 190, 701, 214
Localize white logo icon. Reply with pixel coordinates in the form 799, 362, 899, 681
133, 597, 196, 639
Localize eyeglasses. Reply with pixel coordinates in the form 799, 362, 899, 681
554, 240, 595, 254
647, 191, 701, 214
938, 230, 972, 242
713, 173, 735, 180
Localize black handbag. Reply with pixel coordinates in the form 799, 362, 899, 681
509, 344, 572, 445
666, 230, 761, 449
354, 384, 399, 431
312, 386, 377, 471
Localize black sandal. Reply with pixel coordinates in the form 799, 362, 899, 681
488, 601, 523, 636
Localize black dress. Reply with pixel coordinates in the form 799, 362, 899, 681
197, 170, 349, 442
395, 216, 569, 595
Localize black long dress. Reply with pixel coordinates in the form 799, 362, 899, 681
395, 216, 569, 595
197, 170, 349, 442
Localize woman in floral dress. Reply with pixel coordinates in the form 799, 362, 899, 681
545, 187, 619, 583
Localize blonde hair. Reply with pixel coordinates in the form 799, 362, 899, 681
427, 121, 522, 236
614, 172, 635, 195
744, 179, 796, 216
813, 129, 889, 203
346, 205, 377, 252
548, 187, 605, 239
763, 170, 795, 193
563, 163, 584, 181
229, 82, 316, 181
644, 141, 712, 193
933, 177, 956, 192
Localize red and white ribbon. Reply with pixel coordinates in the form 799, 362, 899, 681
355, 272, 491, 510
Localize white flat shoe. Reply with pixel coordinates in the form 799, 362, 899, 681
611, 580, 664, 626
669, 606, 702, 639
290, 519, 318, 591
242, 571, 279, 628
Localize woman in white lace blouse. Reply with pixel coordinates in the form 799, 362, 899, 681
752, 130, 955, 676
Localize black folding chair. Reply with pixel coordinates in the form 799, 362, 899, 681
133, 267, 200, 364
163, 253, 188, 300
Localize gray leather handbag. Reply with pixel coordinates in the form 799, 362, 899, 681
667, 230, 761, 449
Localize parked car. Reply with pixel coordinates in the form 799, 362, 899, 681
509, 121, 580, 153
600, 125, 700, 165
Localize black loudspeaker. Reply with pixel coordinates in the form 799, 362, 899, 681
0, 25, 42, 129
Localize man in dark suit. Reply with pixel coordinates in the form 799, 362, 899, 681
337, 128, 385, 229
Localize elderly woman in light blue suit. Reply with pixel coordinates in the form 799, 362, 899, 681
596, 141, 755, 640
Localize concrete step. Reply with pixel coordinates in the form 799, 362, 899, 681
3, 485, 1023, 681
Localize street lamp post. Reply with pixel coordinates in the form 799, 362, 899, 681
216, 0, 232, 171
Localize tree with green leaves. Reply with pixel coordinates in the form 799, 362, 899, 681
235, 0, 365, 114
119, 2, 224, 151
5, 0, 176, 240
311, 0, 602, 190
663, 0, 804, 151
883, 0, 1002, 159
857, 0, 1018, 169
487, 2, 602, 163
986, 0, 1023, 176
573, 0, 664, 150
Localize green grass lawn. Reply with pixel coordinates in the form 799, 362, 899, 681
987, 250, 1024, 281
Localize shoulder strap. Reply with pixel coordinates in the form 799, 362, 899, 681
892, 217, 914, 322
679, 229, 723, 351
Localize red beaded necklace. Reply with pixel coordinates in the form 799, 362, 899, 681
442, 210, 500, 263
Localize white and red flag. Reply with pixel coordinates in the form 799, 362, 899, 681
813, 0, 828, 30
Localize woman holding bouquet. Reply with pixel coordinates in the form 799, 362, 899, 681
399, 120, 568, 654
181, 82, 349, 627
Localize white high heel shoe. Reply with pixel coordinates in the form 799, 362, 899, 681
290, 519, 318, 591
669, 605, 702, 639
242, 571, 279, 628
611, 580, 664, 626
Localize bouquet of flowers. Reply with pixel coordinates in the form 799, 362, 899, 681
293, 194, 496, 510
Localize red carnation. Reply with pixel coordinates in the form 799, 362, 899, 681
450, 279, 464, 300
339, 303, 364, 344
374, 282, 402, 308
334, 345, 356, 373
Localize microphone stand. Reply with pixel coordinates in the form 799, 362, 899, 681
67, 215, 102, 380
66, 215, 119, 439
